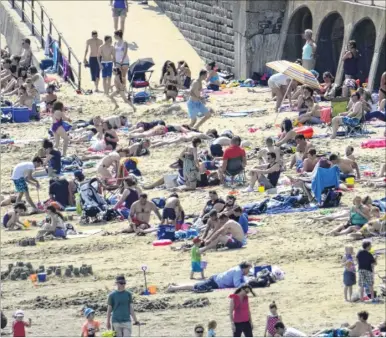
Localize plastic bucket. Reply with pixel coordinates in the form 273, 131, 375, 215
258, 185, 265, 193
148, 285, 157, 294
345, 177, 355, 187
30, 274, 37, 282
37, 273, 47, 282
201, 261, 208, 269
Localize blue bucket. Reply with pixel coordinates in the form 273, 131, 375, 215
254, 265, 272, 276
37, 273, 47, 282
54, 228, 66, 238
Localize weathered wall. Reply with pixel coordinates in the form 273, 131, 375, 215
0, 1, 45, 68
155, 0, 235, 71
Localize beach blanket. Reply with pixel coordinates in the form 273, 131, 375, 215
66, 229, 102, 239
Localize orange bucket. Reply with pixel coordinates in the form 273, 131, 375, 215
148, 285, 157, 294
30, 274, 37, 282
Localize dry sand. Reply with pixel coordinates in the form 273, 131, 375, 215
1, 1, 385, 336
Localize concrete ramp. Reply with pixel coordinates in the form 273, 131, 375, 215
40, 0, 204, 88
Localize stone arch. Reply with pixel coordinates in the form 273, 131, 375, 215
315, 12, 344, 79
350, 17, 376, 83
374, 35, 385, 90
282, 6, 313, 62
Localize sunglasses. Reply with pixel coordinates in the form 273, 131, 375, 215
195, 330, 204, 334
117, 281, 126, 285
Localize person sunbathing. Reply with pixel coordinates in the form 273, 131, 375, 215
349, 207, 384, 240
151, 131, 212, 148
348, 311, 374, 337
14, 85, 34, 110
128, 120, 165, 134
255, 137, 281, 165
43, 84, 57, 112
364, 163, 386, 188
326, 196, 370, 236
275, 119, 297, 147
297, 97, 321, 124
128, 124, 190, 139
97, 149, 129, 181
103, 121, 119, 150
127, 139, 150, 156
70, 128, 98, 143
329, 154, 361, 181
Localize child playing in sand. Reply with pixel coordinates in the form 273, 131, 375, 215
342, 246, 356, 302
81, 308, 100, 337
109, 67, 136, 112
191, 237, 205, 280
12, 310, 31, 337
2, 202, 27, 230
264, 301, 283, 337
207, 320, 217, 337
348, 311, 374, 337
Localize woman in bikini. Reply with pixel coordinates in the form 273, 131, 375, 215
51, 101, 71, 156
128, 124, 189, 139
206, 61, 220, 91
114, 29, 130, 89
43, 84, 57, 112
177, 60, 192, 89
179, 137, 201, 190
109, 67, 136, 111
162, 61, 180, 102
103, 121, 119, 150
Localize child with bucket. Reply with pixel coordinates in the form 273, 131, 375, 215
191, 237, 205, 280
12, 310, 31, 337
82, 308, 100, 337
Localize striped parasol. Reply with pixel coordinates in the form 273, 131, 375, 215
266, 60, 320, 89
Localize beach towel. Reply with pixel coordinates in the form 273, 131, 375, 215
311, 166, 340, 204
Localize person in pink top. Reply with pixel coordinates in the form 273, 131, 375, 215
229, 284, 255, 337
264, 301, 283, 337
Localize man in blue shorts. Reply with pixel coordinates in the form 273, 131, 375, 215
187, 70, 214, 130
84, 31, 103, 92
98, 36, 115, 95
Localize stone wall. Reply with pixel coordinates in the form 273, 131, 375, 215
155, 0, 235, 71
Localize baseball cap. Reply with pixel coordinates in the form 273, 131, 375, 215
115, 275, 126, 284
14, 310, 24, 317
84, 308, 95, 318
192, 237, 201, 244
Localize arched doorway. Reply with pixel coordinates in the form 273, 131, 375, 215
350, 18, 376, 83
374, 35, 385, 90
282, 6, 313, 62
315, 13, 344, 79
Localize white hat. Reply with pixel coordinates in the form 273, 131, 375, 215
14, 310, 24, 317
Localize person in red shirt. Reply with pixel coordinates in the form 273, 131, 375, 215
218, 136, 247, 183
229, 284, 255, 337
12, 310, 31, 337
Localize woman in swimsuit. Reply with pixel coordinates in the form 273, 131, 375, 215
177, 60, 192, 89
113, 176, 141, 210
109, 67, 136, 111
297, 85, 314, 116
128, 120, 165, 134
151, 131, 212, 148
160, 60, 172, 85
298, 97, 321, 125
43, 84, 57, 112
128, 124, 189, 139
52, 101, 71, 156
103, 121, 119, 150
25, 78, 40, 104
162, 61, 180, 102
114, 29, 130, 89
275, 119, 297, 147
206, 61, 220, 91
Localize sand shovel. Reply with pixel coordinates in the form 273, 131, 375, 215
134, 322, 146, 337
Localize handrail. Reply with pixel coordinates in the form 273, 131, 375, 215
9, 0, 82, 90
347, 0, 385, 7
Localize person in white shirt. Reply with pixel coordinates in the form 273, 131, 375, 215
11, 157, 43, 212
268, 73, 297, 112
28, 66, 46, 94
274, 322, 307, 337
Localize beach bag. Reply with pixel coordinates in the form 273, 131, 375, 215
83, 206, 100, 218
103, 208, 121, 222
133, 91, 150, 104
321, 189, 342, 208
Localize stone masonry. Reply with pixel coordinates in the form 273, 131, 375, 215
155, 0, 235, 71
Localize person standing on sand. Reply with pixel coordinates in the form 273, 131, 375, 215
84, 31, 103, 92
379, 71, 386, 106
302, 29, 317, 71
98, 35, 115, 95
110, 0, 129, 34
114, 30, 130, 90
188, 70, 214, 130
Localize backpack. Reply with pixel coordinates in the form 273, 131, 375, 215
321, 189, 342, 208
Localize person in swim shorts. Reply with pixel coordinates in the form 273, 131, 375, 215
161, 194, 182, 226
84, 31, 103, 92
98, 35, 115, 95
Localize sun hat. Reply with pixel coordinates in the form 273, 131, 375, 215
14, 310, 24, 317
192, 237, 201, 244
84, 308, 95, 318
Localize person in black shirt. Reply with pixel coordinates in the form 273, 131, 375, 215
49, 179, 70, 208
356, 241, 376, 300
43, 139, 62, 177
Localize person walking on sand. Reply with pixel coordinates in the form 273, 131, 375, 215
191, 237, 205, 280
84, 31, 103, 92
110, 0, 128, 34
98, 35, 115, 95
107, 275, 139, 337
110, 67, 136, 111
188, 70, 214, 130
114, 30, 130, 90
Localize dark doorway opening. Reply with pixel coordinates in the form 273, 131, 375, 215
315, 13, 344, 79
282, 6, 313, 62
374, 35, 385, 90
350, 18, 376, 83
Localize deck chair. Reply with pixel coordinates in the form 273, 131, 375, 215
309, 166, 342, 207
331, 97, 349, 117
223, 157, 246, 188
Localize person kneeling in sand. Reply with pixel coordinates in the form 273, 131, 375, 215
161, 194, 182, 226
97, 149, 129, 182
118, 193, 162, 234
200, 215, 245, 253
2, 202, 27, 230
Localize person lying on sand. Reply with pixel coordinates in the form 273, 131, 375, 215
117, 193, 162, 234
128, 124, 190, 139
151, 132, 212, 148
349, 207, 384, 240
127, 139, 150, 156
128, 120, 165, 134
70, 128, 98, 143
364, 163, 386, 188
200, 215, 245, 253
2, 202, 27, 230
167, 262, 251, 293
0, 194, 17, 207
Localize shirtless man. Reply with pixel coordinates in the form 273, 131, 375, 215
104, 115, 128, 129
98, 36, 115, 95
20, 39, 32, 68
200, 215, 245, 253
345, 145, 356, 161
329, 154, 361, 181
379, 71, 386, 106
348, 311, 374, 337
256, 137, 280, 165
290, 134, 313, 170
84, 31, 103, 92
302, 148, 318, 173
128, 139, 150, 157
121, 193, 162, 234
202, 210, 225, 240
97, 149, 129, 181
161, 193, 181, 226
187, 70, 214, 130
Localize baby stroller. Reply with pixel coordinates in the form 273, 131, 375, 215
128, 58, 154, 101
78, 178, 107, 223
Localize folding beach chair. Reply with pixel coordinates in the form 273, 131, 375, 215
223, 157, 246, 188
331, 97, 349, 117
340, 115, 369, 138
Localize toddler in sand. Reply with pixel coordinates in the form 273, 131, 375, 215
12, 310, 31, 337
342, 246, 356, 302
207, 320, 217, 337
191, 237, 205, 280
264, 301, 283, 337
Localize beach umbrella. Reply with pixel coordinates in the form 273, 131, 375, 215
266, 60, 320, 89
128, 58, 155, 81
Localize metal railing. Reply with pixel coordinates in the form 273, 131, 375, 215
9, 0, 82, 90
348, 0, 386, 7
